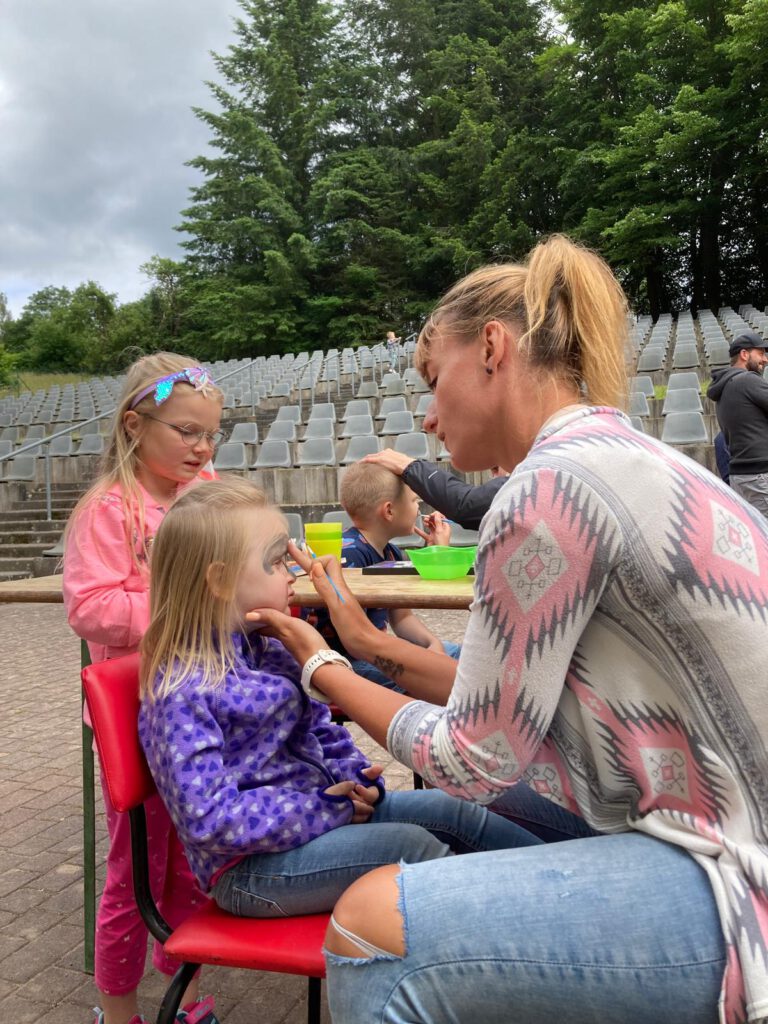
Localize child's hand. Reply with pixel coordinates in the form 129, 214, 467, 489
415, 512, 451, 547
353, 764, 384, 811
324, 780, 374, 823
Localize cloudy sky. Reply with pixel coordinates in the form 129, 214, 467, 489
1, 0, 243, 315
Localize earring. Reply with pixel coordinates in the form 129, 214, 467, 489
486, 367, 493, 375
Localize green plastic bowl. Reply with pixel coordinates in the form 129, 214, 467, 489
407, 545, 477, 580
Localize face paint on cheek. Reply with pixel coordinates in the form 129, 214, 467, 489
262, 536, 288, 575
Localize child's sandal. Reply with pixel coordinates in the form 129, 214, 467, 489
176, 995, 220, 1024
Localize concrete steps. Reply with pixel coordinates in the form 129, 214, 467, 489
0, 483, 85, 581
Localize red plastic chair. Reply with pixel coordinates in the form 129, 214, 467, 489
81, 653, 329, 1024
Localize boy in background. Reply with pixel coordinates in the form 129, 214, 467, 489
313, 461, 460, 690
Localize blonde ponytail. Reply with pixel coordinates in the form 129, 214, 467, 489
417, 234, 629, 410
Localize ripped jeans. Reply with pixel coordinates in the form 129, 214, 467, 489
325, 831, 726, 1024
211, 787, 541, 917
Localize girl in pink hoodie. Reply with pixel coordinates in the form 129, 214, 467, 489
63, 353, 224, 1024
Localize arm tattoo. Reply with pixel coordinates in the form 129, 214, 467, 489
372, 656, 405, 680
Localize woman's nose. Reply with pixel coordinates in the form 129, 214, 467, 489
422, 400, 438, 433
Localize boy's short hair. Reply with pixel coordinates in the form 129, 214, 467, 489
340, 462, 406, 522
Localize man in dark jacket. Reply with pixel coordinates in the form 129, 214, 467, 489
707, 329, 768, 516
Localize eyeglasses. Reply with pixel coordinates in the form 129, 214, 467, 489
130, 367, 214, 409
140, 413, 227, 448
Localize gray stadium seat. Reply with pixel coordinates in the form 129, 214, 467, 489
629, 416, 645, 432
637, 349, 665, 372
666, 372, 700, 391
341, 400, 371, 421
356, 381, 380, 399
340, 436, 381, 464
266, 420, 297, 442
414, 394, 434, 417
48, 435, 74, 456
275, 405, 302, 424
229, 422, 259, 445
308, 402, 336, 422
0, 439, 13, 458
283, 512, 303, 543
383, 378, 407, 397
628, 393, 650, 416
321, 510, 352, 529
338, 415, 374, 438
380, 410, 414, 435
297, 438, 337, 466
76, 435, 105, 456
393, 432, 431, 459
448, 523, 481, 547
1, 426, 19, 443
302, 419, 335, 440
662, 389, 702, 415
6, 455, 37, 481
254, 440, 292, 468
661, 412, 708, 444
213, 442, 249, 471
374, 396, 407, 421
672, 347, 699, 369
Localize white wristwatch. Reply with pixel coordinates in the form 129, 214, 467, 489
300, 649, 353, 703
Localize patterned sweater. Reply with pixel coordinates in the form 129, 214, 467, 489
388, 407, 768, 1024
139, 634, 381, 891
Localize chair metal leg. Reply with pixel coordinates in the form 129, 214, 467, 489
158, 961, 199, 1024
81, 640, 95, 974
307, 977, 322, 1024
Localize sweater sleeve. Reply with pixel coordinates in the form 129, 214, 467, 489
402, 461, 507, 530
142, 686, 354, 859
744, 374, 768, 414
310, 702, 386, 795
62, 496, 150, 650
387, 467, 623, 803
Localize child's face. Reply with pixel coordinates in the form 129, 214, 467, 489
125, 387, 223, 488
390, 486, 421, 537
233, 508, 295, 627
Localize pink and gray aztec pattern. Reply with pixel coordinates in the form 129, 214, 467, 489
389, 407, 768, 1024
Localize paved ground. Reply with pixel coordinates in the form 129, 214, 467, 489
0, 602, 468, 1023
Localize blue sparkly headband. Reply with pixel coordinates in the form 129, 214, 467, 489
130, 367, 213, 409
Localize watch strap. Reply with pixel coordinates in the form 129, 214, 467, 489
300, 649, 352, 703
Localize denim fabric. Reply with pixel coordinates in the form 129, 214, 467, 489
353, 640, 461, 692
326, 833, 726, 1024
491, 783, 600, 842
211, 787, 541, 918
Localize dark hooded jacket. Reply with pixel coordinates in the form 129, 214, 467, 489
707, 367, 768, 475
401, 460, 507, 530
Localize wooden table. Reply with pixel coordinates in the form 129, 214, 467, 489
0, 567, 473, 972
0, 570, 475, 609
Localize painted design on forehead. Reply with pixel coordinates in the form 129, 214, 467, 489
262, 534, 289, 575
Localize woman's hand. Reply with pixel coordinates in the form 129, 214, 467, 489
415, 512, 451, 546
245, 603, 326, 667
288, 540, 381, 661
361, 450, 414, 476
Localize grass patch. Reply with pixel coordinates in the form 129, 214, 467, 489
0, 372, 93, 399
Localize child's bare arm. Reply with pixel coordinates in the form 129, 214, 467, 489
389, 607, 445, 652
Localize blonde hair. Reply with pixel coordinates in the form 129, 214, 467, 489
416, 234, 629, 409
64, 352, 223, 574
340, 461, 407, 522
140, 478, 276, 700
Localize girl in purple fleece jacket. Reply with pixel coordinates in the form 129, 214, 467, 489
138, 479, 540, 919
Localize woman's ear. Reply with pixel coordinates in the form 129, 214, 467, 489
206, 561, 229, 599
482, 320, 511, 374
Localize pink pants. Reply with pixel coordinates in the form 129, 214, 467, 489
96, 773, 207, 996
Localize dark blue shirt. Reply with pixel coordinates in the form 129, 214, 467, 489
313, 526, 402, 657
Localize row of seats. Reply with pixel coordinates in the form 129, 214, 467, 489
214, 430, 443, 471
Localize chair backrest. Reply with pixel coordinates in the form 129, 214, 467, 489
275, 405, 302, 424
81, 653, 155, 813
266, 420, 297, 442
309, 402, 336, 422
661, 411, 709, 444
341, 399, 370, 421
77, 434, 105, 455
380, 410, 414, 435
302, 418, 335, 440
321, 509, 352, 529
283, 512, 304, 542
298, 437, 337, 466
255, 440, 293, 468
340, 435, 380, 464
375, 396, 407, 420
339, 415, 374, 438
661, 388, 702, 415
229, 422, 259, 445
356, 381, 379, 399
393, 431, 431, 459
213, 441, 249, 471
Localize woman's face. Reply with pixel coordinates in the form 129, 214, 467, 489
421, 327, 506, 472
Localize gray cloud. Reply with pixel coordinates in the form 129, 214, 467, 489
1, 0, 241, 314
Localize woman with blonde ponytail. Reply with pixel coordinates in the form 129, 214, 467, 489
251, 235, 768, 1024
